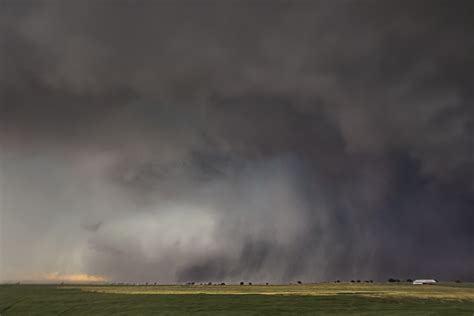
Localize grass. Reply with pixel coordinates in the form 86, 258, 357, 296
1, 283, 473, 315
78, 282, 474, 301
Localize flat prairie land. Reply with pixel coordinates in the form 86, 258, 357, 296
1, 283, 473, 315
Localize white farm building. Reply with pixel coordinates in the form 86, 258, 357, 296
413, 279, 437, 285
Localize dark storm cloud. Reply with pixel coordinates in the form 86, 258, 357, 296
1, 1, 473, 283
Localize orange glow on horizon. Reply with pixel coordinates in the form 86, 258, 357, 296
29, 272, 107, 283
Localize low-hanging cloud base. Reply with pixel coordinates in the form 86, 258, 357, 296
1, 0, 473, 283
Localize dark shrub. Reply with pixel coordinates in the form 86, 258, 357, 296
240, 281, 244, 285
297, 281, 302, 284
248, 282, 252, 285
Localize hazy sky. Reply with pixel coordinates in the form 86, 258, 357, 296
1, 0, 473, 283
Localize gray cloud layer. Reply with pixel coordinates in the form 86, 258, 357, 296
1, 1, 473, 283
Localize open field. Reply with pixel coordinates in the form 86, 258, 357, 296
1, 283, 473, 315
79, 282, 474, 301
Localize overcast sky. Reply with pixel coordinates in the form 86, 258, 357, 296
1, 0, 473, 283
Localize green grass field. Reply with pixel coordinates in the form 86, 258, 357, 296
1, 283, 473, 315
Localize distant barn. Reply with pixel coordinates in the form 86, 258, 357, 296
413, 279, 437, 285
